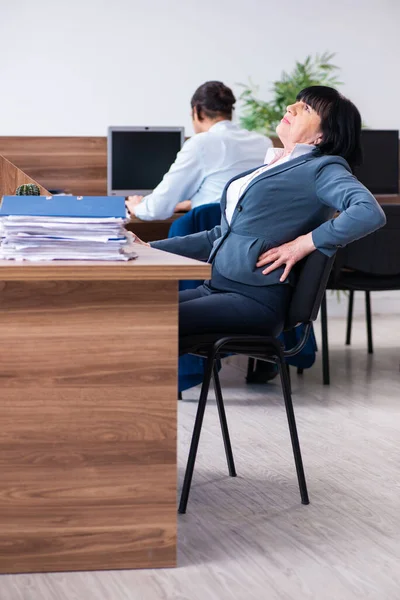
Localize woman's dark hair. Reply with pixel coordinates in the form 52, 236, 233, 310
191, 81, 236, 121
296, 86, 362, 169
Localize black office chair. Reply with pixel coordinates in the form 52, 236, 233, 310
178, 250, 336, 514
321, 204, 400, 385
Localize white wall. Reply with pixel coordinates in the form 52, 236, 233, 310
1, 0, 399, 136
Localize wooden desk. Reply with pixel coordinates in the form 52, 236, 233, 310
0, 246, 210, 574
376, 195, 400, 205
126, 213, 184, 243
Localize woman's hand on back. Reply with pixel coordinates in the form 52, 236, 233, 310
256, 233, 315, 282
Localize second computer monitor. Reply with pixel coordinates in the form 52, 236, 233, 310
354, 130, 399, 195
107, 126, 184, 196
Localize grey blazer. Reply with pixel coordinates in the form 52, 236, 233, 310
151, 150, 386, 289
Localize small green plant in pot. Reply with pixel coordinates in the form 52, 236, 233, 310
239, 52, 342, 136
15, 183, 41, 196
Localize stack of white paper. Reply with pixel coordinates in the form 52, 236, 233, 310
0, 216, 137, 261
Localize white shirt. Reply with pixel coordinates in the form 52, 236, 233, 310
133, 120, 272, 221
225, 144, 316, 224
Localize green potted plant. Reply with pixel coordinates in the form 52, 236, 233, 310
15, 183, 41, 196
239, 52, 342, 136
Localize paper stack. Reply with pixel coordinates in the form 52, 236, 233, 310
0, 196, 137, 262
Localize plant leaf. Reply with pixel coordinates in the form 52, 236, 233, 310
238, 51, 343, 133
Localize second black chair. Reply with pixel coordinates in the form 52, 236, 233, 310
179, 250, 335, 514
321, 204, 400, 384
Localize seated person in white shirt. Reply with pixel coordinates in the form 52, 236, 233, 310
126, 81, 272, 221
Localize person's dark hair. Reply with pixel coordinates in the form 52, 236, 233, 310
191, 81, 236, 121
296, 86, 362, 169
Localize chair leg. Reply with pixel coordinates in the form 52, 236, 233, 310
246, 357, 255, 381
178, 355, 214, 514
365, 291, 373, 354
297, 367, 304, 375
320, 291, 330, 385
286, 364, 292, 394
346, 290, 354, 345
277, 358, 309, 505
212, 364, 236, 477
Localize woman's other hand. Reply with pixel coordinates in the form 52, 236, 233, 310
174, 200, 192, 213
126, 231, 150, 247
256, 233, 316, 282
126, 196, 144, 214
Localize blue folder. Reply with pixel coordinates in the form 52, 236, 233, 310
0, 196, 127, 219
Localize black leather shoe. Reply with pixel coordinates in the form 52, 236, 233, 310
246, 360, 279, 383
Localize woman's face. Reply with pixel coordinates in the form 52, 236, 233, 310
276, 100, 322, 148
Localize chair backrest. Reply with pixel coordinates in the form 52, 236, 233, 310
335, 204, 400, 276
285, 250, 336, 329
168, 203, 221, 238
192, 203, 222, 232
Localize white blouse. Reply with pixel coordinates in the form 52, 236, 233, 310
133, 120, 271, 221
225, 143, 316, 224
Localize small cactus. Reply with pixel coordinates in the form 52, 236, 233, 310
15, 183, 41, 196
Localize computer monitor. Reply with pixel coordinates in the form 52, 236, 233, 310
107, 126, 184, 196
353, 130, 399, 195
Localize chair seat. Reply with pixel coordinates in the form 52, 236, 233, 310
330, 271, 400, 291
180, 332, 282, 358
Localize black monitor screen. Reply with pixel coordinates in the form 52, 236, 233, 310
111, 130, 182, 191
354, 130, 399, 194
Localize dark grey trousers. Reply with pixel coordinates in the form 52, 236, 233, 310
179, 284, 292, 341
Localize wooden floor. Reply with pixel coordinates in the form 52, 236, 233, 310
1, 292, 400, 599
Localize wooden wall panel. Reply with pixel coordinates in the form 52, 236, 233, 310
0, 137, 107, 196
0, 136, 399, 206
0, 279, 178, 572
0, 155, 49, 198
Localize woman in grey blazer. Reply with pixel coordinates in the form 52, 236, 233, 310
139, 86, 386, 342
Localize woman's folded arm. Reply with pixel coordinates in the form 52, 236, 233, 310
150, 225, 222, 261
